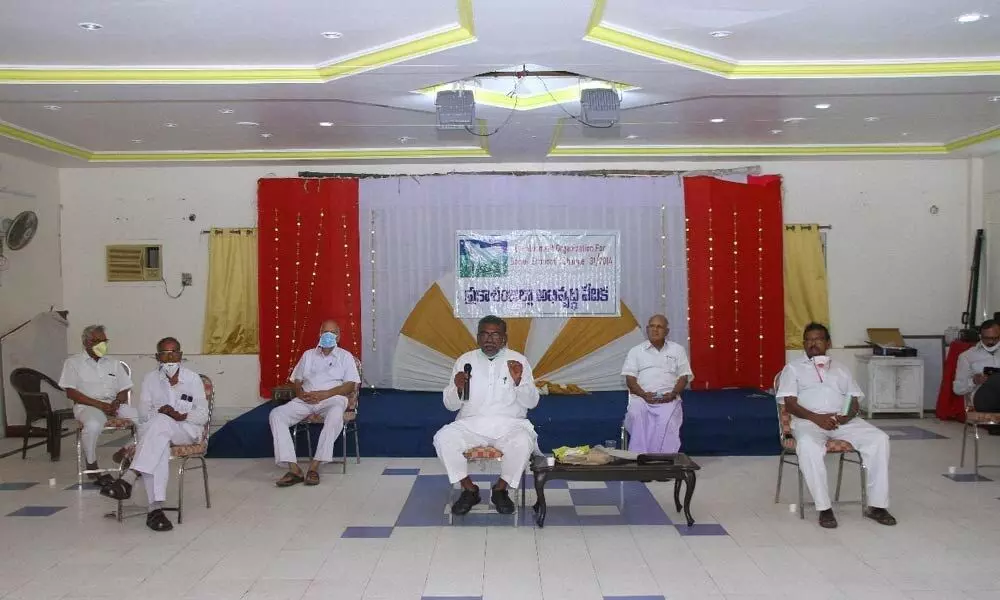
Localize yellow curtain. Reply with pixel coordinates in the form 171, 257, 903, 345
203, 228, 259, 354
783, 225, 829, 349
400, 283, 478, 358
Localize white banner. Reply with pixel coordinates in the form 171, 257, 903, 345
454, 230, 621, 318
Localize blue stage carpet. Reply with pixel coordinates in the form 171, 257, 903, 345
206, 388, 780, 459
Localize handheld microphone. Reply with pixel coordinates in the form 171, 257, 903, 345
462, 363, 472, 400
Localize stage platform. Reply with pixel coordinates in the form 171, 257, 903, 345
207, 388, 781, 459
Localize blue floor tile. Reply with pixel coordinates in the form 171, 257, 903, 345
604, 596, 666, 600
422, 596, 482, 600
943, 473, 993, 482
0, 482, 39, 491
675, 523, 728, 536
382, 468, 421, 475
7, 506, 67, 517
341, 526, 394, 538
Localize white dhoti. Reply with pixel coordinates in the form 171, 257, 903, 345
432, 417, 536, 489
73, 403, 139, 464
625, 398, 683, 453
132, 413, 198, 503
269, 396, 348, 467
791, 418, 890, 511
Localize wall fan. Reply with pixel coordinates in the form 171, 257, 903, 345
0, 211, 39, 272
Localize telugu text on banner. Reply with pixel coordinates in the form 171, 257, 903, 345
454, 230, 621, 318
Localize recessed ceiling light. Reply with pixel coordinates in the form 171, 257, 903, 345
901, 132, 911, 136
43, 105, 61, 111
131, 139, 143, 144
164, 122, 178, 128
956, 12, 988, 23
783, 117, 807, 123
710, 31, 732, 38
260, 133, 272, 138
319, 121, 335, 127
78, 22, 103, 31
990, 95, 1000, 102
710, 118, 726, 123
321, 31, 343, 39
625, 134, 640, 139
398, 136, 415, 144
218, 108, 234, 114
864, 116, 880, 122
814, 103, 831, 109
770, 129, 783, 135
236, 121, 259, 127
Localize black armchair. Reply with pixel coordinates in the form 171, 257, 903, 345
9, 367, 74, 460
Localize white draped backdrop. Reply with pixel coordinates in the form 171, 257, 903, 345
359, 174, 688, 390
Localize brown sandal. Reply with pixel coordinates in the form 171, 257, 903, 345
304, 470, 320, 486
275, 471, 304, 488
864, 507, 897, 526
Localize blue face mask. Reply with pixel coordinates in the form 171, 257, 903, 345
319, 332, 338, 349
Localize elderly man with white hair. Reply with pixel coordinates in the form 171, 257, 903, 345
58, 324, 138, 486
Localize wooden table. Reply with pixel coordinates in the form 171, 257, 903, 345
529, 453, 700, 527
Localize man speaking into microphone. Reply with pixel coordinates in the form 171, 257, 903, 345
433, 315, 539, 515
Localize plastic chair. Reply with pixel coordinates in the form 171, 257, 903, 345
772, 372, 866, 518
960, 392, 1000, 478
9, 368, 75, 461
76, 360, 137, 483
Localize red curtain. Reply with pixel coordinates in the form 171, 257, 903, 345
257, 178, 361, 397
937, 339, 974, 421
684, 176, 784, 390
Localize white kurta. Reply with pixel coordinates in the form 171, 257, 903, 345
269, 347, 361, 466
132, 367, 209, 503
433, 348, 540, 488
954, 344, 1000, 397
776, 355, 891, 511
58, 353, 137, 463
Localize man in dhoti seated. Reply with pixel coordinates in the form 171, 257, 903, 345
433, 315, 540, 515
99, 337, 209, 532
621, 314, 692, 454
268, 320, 360, 487
59, 324, 139, 486
776, 322, 896, 529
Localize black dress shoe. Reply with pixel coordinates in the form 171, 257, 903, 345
451, 486, 481, 515
491, 487, 515, 514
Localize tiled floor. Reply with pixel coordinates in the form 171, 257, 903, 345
2, 417, 1000, 599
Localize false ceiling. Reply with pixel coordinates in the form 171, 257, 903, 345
0, 0, 998, 165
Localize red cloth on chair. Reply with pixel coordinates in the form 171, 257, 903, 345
937, 340, 974, 421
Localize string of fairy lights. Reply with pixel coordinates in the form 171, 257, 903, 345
369, 210, 378, 354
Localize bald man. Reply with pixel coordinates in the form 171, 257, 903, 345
269, 320, 360, 487
621, 315, 693, 453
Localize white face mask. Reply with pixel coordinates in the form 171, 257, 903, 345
811, 355, 831, 368
161, 362, 180, 378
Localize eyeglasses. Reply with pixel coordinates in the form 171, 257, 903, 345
477, 332, 504, 341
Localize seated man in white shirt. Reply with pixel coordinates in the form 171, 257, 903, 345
99, 336, 209, 532
776, 322, 896, 529
621, 314, 693, 454
954, 320, 1000, 416
269, 319, 360, 487
433, 315, 540, 515
58, 324, 138, 486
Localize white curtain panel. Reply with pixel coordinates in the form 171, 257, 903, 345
359, 174, 688, 389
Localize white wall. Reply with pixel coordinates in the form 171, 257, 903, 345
0, 152, 62, 334
59, 158, 976, 408
984, 152, 1000, 315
